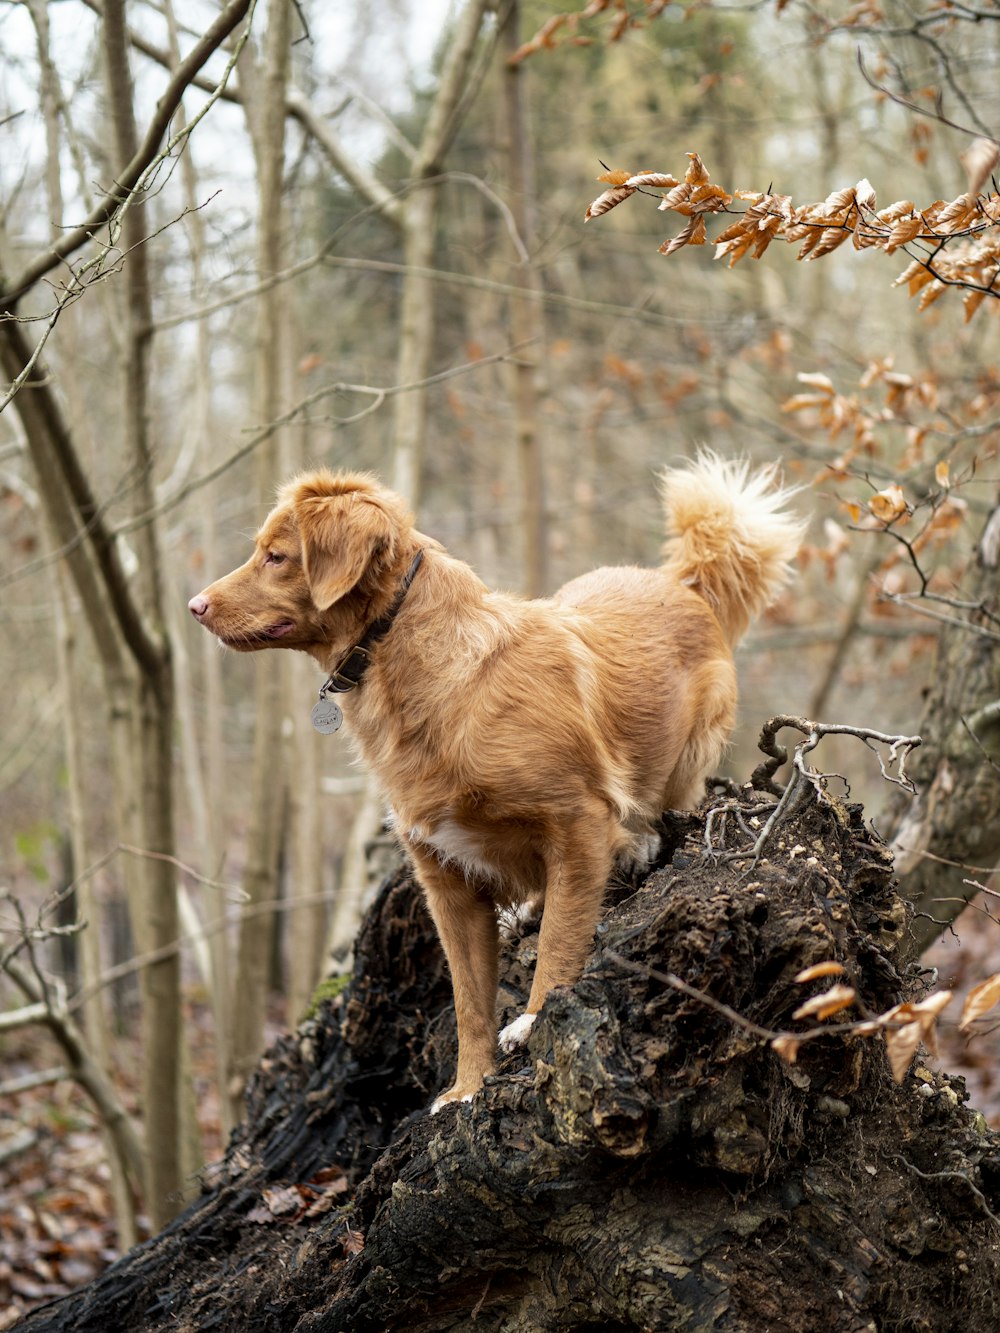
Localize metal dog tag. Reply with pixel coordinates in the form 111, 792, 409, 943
311, 696, 343, 735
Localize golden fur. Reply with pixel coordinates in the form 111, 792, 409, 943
189, 453, 804, 1109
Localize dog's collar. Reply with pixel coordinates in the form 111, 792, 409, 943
318, 548, 424, 696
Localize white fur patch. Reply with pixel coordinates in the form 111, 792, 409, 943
413, 817, 504, 889
430, 1091, 475, 1115
498, 1012, 537, 1052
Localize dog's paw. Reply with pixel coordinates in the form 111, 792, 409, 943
498, 1012, 537, 1053
619, 831, 662, 872
430, 1084, 479, 1114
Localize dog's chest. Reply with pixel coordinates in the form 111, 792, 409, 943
407, 817, 504, 888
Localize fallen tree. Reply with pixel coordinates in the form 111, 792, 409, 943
16, 723, 1000, 1332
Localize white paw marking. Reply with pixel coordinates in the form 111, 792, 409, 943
430, 1092, 475, 1115
498, 1012, 537, 1053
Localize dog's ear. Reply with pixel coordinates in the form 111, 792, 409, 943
291, 476, 400, 611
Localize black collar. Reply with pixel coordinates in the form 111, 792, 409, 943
318, 548, 424, 695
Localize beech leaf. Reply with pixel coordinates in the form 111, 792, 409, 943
792, 984, 857, 1022
794, 961, 846, 984
959, 972, 1000, 1032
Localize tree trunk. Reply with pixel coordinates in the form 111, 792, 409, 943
501, 0, 548, 597
884, 499, 1000, 954
17, 769, 1000, 1332
102, 0, 190, 1227
227, 0, 294, 1123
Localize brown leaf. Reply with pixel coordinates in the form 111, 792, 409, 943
868, 484, 907, 524
792, 984, 857, 1021
964, 286, 992, 323
771, 1035, 801, 1064
690, 182, 732, 212
885, 1020, 924, 1082
796, 371, 836, 394
961, 138, 1000, 197
585, 185, 635, 221
684, 151, 711, 187
626, 172, 679, 190
959, 972, 1000, 1032
596, 168, 634, 186
659, 214, 707, 257
342, 1226, 365, 1258
885, 213, 924, 253
794, 961, 846, 984
854, 177, 877, 212
657, 182, 693, 213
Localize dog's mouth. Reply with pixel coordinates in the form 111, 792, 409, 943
264, 620, 295, 638
220, 620, 295, 647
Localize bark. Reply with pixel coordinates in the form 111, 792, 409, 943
884, 500, 1000, 954
501, 0, 549, 597
391, 0, 494, 504
163, 0, 234, 1134
227, 0, 295, 1123
18, 771, 1000, 1333
27, 0, 139, 1249
103, 0, 190, 1227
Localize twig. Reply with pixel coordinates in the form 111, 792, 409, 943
734, 716, 920, 863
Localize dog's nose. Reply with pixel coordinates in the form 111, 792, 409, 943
188, 594, 209, 619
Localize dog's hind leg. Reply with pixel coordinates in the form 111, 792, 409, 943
410, 850, 500, 1112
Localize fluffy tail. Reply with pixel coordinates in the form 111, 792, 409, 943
660, 451, 805, 646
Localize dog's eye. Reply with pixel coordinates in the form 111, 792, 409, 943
265, 551, 287, 567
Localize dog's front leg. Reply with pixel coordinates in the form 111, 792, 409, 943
410, 851, 500, 1112
499, 815, 614, 1053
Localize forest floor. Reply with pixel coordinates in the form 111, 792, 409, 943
1, 999, 252, 1328
3, 878, 1000, 1327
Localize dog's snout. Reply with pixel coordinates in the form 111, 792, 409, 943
188, 594, 210, 620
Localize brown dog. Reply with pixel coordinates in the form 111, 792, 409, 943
189, 453, 803, 1110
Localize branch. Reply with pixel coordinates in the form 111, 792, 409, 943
737, 715, 922, 862
0, 0, 255, 310
584, 149, 1000, 321
3, 955, 146, 1186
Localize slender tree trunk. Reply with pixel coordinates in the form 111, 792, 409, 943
501, 0, 548, 596
102, 0, 189, 1227
228, 0, 293, 1123
26, 0, 141, 1247
163, 0, 235, 1137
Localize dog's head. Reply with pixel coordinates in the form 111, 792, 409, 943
189, 470, 414, 658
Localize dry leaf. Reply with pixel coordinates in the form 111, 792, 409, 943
659, 214, 707, 256
878, 990, 953, 1078
596, 168, 634, 186
935, 459, 951, 490
868, 484, 907, 523
854, 178, 877, 212
585, 185, 635, 221
794, 961, 846, 984
959, 972, 1000, 1032
797, 371, 836, 394
771, 1035, 801, 1064
885, 1020, 924, 1082
626, 172, 679, 190
961, 138, 1000, 197
792, 984, 857, 1022
684, 151, 711, 187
